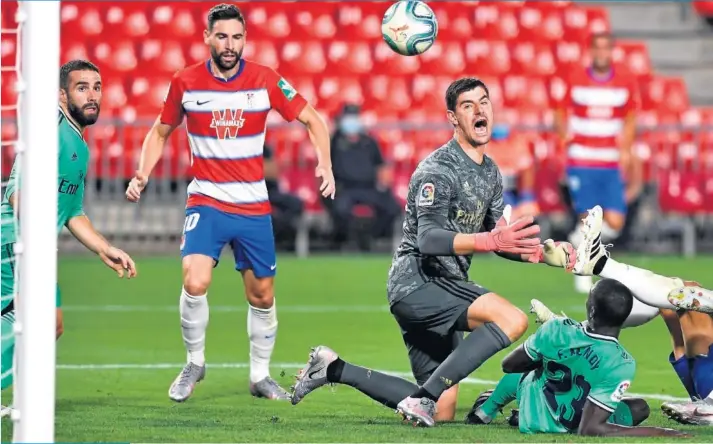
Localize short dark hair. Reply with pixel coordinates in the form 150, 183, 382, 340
587, 278, 634, 328
207, 3, 246, 31
445, 77, 489, 112
59, 59, 100, 90
590, 31, 614, 47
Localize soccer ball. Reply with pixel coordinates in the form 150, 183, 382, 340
381, 0, 438, 56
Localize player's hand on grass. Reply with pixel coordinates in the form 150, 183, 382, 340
125, 170, 148, 202
99, 246, 137, 279
476, 205, 541, 255
528, 239, 576, 270
315, 163, 336, 199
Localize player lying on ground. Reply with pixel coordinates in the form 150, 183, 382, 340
570, 204, 713, 425
1, 60, 137, 415
291, 77, 576, 427
466, 279, 688, 437
124, 4, 335, 402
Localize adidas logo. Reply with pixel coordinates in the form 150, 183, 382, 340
589, 234, 601, 260
71, 152, 78, 161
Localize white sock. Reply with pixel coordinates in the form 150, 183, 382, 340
180, 287, 209, 366
706, 392, 713, 405
622, 296, 660, 328
600, 258, 681, 310
248, 300, 277, 383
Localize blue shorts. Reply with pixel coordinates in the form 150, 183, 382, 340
180, 206, 277, 278
566, 167, 626, 215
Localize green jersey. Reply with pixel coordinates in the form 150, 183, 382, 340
0, 107, 89, 247
517, 318, 636, 434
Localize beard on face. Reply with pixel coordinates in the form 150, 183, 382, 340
210, 46, 242, 71
68, 99, 100, 127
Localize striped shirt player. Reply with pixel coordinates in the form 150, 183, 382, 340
125, 4, 334, 403
556, 33, 640, 222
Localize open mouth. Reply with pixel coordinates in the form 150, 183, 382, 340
221, 53, 237, 61
474, 117, 488, 136
84, 105, 98, 112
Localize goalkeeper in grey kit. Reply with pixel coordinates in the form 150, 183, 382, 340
291, 78, 576, 426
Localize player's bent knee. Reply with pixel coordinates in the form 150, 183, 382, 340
489, 304, 528, 341
623, 398, 650, 426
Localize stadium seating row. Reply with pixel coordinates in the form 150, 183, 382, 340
49, 1, 607, 44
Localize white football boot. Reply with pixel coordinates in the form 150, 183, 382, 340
661, 400, 713, 426
667, 285, 713, 314
573, 206, 609, 277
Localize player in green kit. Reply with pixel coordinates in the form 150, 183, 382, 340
1, 60, 137, 412
465, 278, 688, 437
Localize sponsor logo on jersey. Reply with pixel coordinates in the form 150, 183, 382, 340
210, 109, 245, 139
418, 182, 435, 206
278, 78, 297, 101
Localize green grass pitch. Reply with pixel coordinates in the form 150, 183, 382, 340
2, 254, 713, 442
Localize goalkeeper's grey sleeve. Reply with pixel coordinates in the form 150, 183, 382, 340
417, 213, 456, 256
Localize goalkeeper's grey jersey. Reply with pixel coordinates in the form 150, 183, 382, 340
387, 138, 505, 304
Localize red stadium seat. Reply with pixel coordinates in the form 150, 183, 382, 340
280, 41, 326, 75
419, 41, 465, 75
693, 1, 713, 17
518, 4, 564, 43
1, 34, 17, 69
335, 3, 385, 42
282, 168, 323, 213
243, 40, 280, 70
510, 42, 557, 76
431, 3, 474, 41
658, 170, 704, 215
61, 4, 103, 43
241, 3, 290, 40
149, 5, 197, 41
138, 39, 185, 74
372, 42, 420, 75
534, 161, 567, 213
325, 41, 373, 75
315, 77, 363, 116
1, 1, 18, 31
290, 5, 337, 40
464, 40, 511, 76
364, 76, 411, 114
585, 6, 611, 35
614, 41, 652, 80
92, 40, 138, 75
104, 4, 150, 39
472, 2, 520, 40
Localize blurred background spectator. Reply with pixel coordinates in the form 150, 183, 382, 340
325, 104, 400, 251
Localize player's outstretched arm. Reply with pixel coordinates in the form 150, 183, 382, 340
126, 118, 178, 202
578, 400, 689, 437
66, 215, 137, 278
296, 104, 335, 199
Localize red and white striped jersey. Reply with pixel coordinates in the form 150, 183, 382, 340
160, 59, 307, 215
560, 66, 639, 169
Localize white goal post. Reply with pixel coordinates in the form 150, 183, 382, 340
9, 2, 60, 442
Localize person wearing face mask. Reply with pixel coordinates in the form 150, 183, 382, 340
325, 104, 400, 250
484, 124, 540, 221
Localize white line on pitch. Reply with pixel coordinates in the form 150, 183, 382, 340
55, 362, 689, 402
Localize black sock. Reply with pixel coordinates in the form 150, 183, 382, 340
593, 255, 608, 275
417, 323, 511, 400
326, 359, 418, 409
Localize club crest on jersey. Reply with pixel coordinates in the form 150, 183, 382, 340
418, 182, 435, 207
210, 109, 245, 139
610, 380, 631, 402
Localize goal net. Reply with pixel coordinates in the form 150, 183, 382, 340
1, 1, 60, 442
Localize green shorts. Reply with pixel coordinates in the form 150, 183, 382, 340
1, 243, 62, 313
1, 310, 15, 390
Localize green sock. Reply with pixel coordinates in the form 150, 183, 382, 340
479, 372, 521, 420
